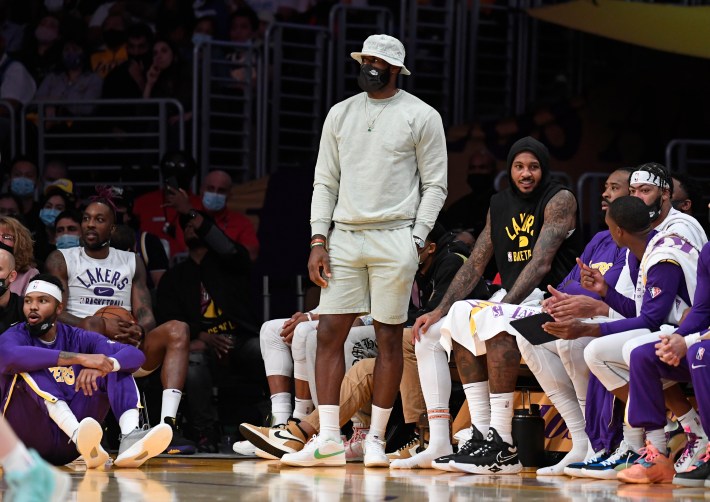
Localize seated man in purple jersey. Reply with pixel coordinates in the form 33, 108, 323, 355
619, 241, 710, 485
0, 274, 172, 468
541, 196, 700, 480
44, 195, 195, 455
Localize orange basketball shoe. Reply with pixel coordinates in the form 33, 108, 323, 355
617, 440, 675, 484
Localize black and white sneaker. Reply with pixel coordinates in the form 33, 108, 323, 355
448, 428, 522, 475
432, 426, 486, 472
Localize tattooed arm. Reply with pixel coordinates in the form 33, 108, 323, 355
502, 190, 577, 304
131, 256, 157, 333
44, 250, 84, 326
412, 211, 494, 338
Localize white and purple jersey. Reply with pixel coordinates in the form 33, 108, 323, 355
60, 247, 135, 318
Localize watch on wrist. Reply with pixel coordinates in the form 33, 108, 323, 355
413, 236, 425, 249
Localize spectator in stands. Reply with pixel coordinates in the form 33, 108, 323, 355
143, 37, 193, 147
112, 186, 170, 289
0, 216, 39, 295
7, 157, 41, 235
15, 13, 63, 85
132, 150, 201, 259
102, 22, 153, 101
0, 193, 21, 219
45, 197, 196, 455
90, 13, 128, 79
440, 148, 497, 237
156, 192, 260, 452
672, 173, 700, 216
53, 209, 82, 250
0, 248, 23, 335
225, 8, 259, 88
41, 159, 68, 193
0, 34, 36, 150
35, 39, 103, 132
33, 184, 75, 266
198, 169, 259, 261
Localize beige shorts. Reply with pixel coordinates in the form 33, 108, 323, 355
318, 226, 419, 324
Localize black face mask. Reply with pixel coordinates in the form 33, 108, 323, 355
357, 64, 390, 93
646, 193, 663, 222
103, 30, 125, 49
0, 273, 11, 297
27, 316, 55, 337
467, 173, 495, 191
85, 238, 110, 251
128, 52, 152, 69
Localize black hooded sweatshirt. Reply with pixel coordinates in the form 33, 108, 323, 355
488, 137, 582, 292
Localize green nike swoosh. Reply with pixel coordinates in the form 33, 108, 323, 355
314, 448, 343, 459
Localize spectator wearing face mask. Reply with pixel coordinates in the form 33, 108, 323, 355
34, 39, 103, 131
6, 157, 41, 235
53, 209, 82, 250
34, 182, 75, 266
15, 14, 63, 85
197, 170, 259, 262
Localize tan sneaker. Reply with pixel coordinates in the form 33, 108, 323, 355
239, 419, 307, 459
387, 434, 426, 461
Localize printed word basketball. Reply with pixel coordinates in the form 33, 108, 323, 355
94, 305, 135, 322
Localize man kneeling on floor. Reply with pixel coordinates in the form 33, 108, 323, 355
0, 274, 172, 468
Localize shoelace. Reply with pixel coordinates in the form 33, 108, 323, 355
685, 442, 710, 472
396, 435, 421, 453
597, 443, 633, 467
636, 441, 660, 466
677, 433, 700, 465
581, 452, 607, 466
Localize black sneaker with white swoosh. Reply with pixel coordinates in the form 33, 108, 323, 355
448, 428, 523, 474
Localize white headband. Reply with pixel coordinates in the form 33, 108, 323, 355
630, 170, 668, 188
26, 280, 63, 303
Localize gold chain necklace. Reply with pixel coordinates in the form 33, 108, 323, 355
364, 90, 398, 132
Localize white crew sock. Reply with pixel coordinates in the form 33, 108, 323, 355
0, 442, 34, 475
646, 428, 667, 452
319, 405, 340, 441
45, 400, 80, 442
463, 381, 490, 435
368, 405, 392, 440
623, 424, 645, 452
294, 397, 314, 421
489, 392, 514, 444
119, 409, 140, 435
678, 408, 706, 438
160, 389, 182, 422
270, 392, 292, 425
390, 408, 452, 470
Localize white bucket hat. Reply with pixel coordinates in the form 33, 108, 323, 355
351, 34, 411, 76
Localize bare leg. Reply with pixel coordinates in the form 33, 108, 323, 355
295, 379, 312, 400
611, 384, 628, 403
485, 332, 520, 393
452, 340, 488, 384
141, 320, 190, 390
372, 321, 404, 408
315, 314, 358, 405
267, 375, 292, 395
664, 384, 692, 417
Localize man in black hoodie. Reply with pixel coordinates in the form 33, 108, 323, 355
412, 136, 581, 474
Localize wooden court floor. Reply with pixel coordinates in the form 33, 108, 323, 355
2, 456, 708, 501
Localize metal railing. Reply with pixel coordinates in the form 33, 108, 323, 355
22, 98, 184, 189
665, 139, 710, 174
0, 100, 17, 162
576, 172, 609, 238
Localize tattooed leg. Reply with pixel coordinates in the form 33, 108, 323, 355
485, 332, 521, 393
452, 340, 488, 384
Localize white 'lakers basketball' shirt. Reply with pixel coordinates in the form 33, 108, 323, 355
60, 247, 136, 318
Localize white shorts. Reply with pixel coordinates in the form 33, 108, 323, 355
318, 226, 419, 324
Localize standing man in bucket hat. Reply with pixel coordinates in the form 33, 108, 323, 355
281, 35, 447, 468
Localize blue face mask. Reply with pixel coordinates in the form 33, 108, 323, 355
10, 177, 35, 197
192, 32, 212, 46
202, 191, 226, 212
39, 208, 61, 227
55, 234, 81, 249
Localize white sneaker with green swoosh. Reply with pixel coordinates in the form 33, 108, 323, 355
281, 434, 345, 467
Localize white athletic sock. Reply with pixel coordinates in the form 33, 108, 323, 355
646, 428, 667, 452
45, 400, 80, 442
678, 408, 705, 438
119, 409, 140, 435
537, 441, 588, 476
390, 408, 453, 469
294, 397, 314, 421
463, 381, 490, 435
0, 442, 34, 475
160, 389, 182, 422
623, 424, 645, 452
270, 392, 292, 425
489, 392, 514, 444
319, 405, 340, 441
368, 405, 392, 440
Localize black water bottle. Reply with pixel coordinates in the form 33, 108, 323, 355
511, 391, 545, 467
